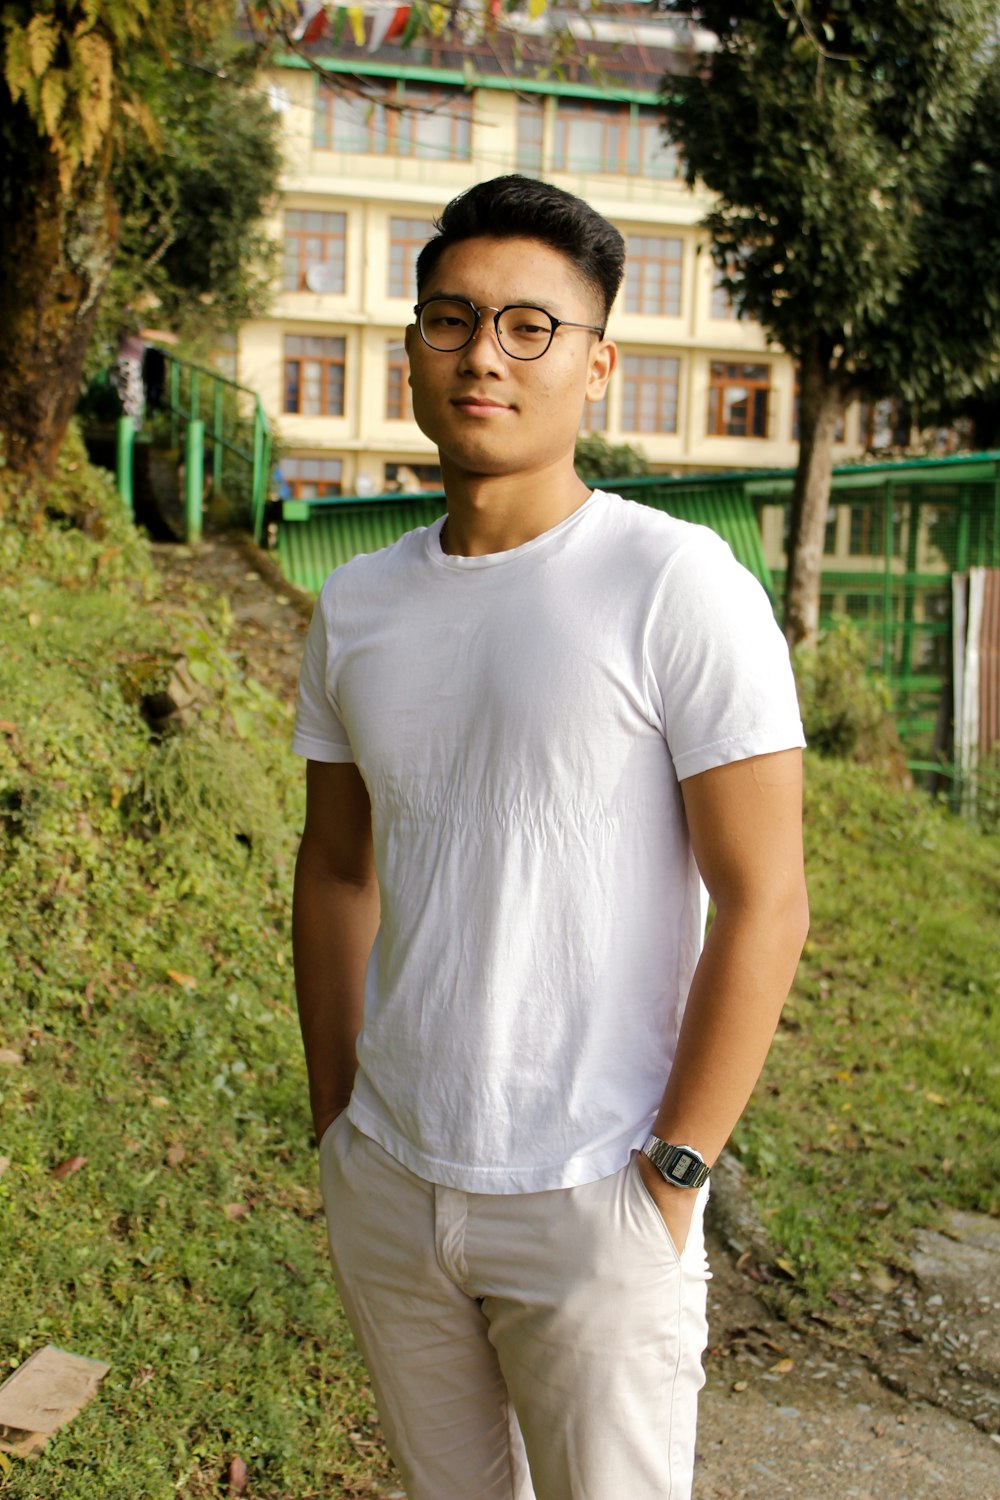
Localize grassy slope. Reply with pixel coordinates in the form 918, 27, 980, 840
1, 452, 997, 1492
734, 759, 999, 1304
0, 454, 395, 1498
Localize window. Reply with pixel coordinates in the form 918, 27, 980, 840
283, 335, 346, 416
388, 217, 432, 299
281, 455, 343, 499
314, 82, 471, 160
707, 363, 770, 437
516, 96, 545, 173
859, 397, 910, 450
634, 110, 679, 180
621, 354, 680, 434
580, 394, 609, 434
710, 265, 735, 320
384, 462, 442, 491
283, 210, 346, 294
386, 339, 411, 420
552, 101, 678, 178
625, 236, 683, 317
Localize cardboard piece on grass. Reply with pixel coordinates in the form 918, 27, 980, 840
0, 1345, 110, 1457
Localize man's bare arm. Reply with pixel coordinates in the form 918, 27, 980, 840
292, 759, 380, 1145
639, 748, 809, 1247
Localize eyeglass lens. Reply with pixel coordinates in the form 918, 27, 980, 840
419, 299, 554, 358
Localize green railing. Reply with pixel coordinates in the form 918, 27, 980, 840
272, 451, 1000, 791
115, 351, 272, 545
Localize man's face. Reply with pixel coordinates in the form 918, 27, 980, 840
404, 236, 616, 481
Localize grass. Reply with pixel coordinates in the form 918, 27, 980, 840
0, 443, 997, 1491
0, 450, 397, 1498
732, 757, 1000, 1308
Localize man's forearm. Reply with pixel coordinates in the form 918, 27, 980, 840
292, 844, 380, 1142
652, 885, 809, 1162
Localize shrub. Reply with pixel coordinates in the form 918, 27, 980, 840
792, 617, 903, 770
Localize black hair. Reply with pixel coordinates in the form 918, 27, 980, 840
415, 174, 625, 324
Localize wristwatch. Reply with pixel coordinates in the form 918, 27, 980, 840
640, 1134, 711, 1189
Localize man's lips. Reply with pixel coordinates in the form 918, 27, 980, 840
450, 395, 513, 411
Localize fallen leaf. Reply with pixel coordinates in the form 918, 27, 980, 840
149, 1096, 170, 1109
51, 1156, 88, 1180
27, 612, 41, 629
732, 1380, 748, 1393
769, 1357, 795, 1375
0, 720, 17, 735
228, 1454, 248, 1494
0, 1157, 10, 1179
166, 970, 197, 991
0, 1049, 23, 1067
924, 1090, 948, 1106
775, 1257, 797, 1279
165, 1144, 186, 1168
223, 1203, 250, 1220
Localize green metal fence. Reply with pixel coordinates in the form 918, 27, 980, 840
273, 450, 1000, 784
750, 453, 1000, 775
275, 476, 773, 595
116, 352, 274, 546
148, 353, 272, 543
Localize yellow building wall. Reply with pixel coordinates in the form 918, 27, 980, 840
243, 65, 859, 493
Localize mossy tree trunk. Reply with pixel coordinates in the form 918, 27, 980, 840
0, 109, 118, 498
784, 338, 851, 650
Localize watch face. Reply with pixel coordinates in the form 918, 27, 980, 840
671, 1152, 695, 1180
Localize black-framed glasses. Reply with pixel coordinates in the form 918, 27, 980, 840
413, 298, 605, 360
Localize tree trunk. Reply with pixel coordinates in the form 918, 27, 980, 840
0, 110, 118, 497
783, 341, 847, 649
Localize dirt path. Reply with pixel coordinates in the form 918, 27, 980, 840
151, 534, 1000, 1500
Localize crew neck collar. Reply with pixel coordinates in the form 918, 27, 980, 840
426, 490, 605, 571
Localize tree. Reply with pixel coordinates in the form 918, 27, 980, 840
659, 1, 999, 646
0, 2, 259, 490
88, 47, 283, 374
575, 431, 651, 481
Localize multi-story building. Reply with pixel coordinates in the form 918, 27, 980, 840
237, 8, 864, 500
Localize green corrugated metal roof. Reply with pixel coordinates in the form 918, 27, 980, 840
278, 497, 444, 594
275, 479, 773, 596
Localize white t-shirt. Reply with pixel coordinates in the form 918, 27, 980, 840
293, 490, 805, 1193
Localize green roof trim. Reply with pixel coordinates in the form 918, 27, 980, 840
274, 51, 660, 104
274, 479, 773, 597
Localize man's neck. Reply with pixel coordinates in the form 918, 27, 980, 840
440, 459, 592, 557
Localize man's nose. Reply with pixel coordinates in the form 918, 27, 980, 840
460, 309, 506, 366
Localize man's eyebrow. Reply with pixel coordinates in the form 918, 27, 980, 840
421, 291, 565, 314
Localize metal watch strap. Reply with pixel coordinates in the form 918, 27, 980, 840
640, 1134, 711, 1189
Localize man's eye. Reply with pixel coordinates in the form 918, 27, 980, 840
510, 319, 549, 337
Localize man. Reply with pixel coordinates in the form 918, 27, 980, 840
292, 175, 808, 1500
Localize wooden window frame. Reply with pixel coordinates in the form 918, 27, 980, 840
283, 335, 346, 417
281, 455, 343, 499
707, 362, 770, 438
620, 354, 680, 435
314, 81, 471, 161
385, 340, 412, 420
625, 236, 683, 317
283, 210, 347, 294
580, 393, 609, 434
552, 100, 678, 178
388, 217, 432, 299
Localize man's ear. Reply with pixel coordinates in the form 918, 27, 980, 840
586, 339, 617, 401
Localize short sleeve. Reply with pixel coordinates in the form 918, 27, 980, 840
643, 531, 805, 780
291, 581, 355, 763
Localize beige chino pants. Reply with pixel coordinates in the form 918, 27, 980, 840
319, 1114, 710, 1500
